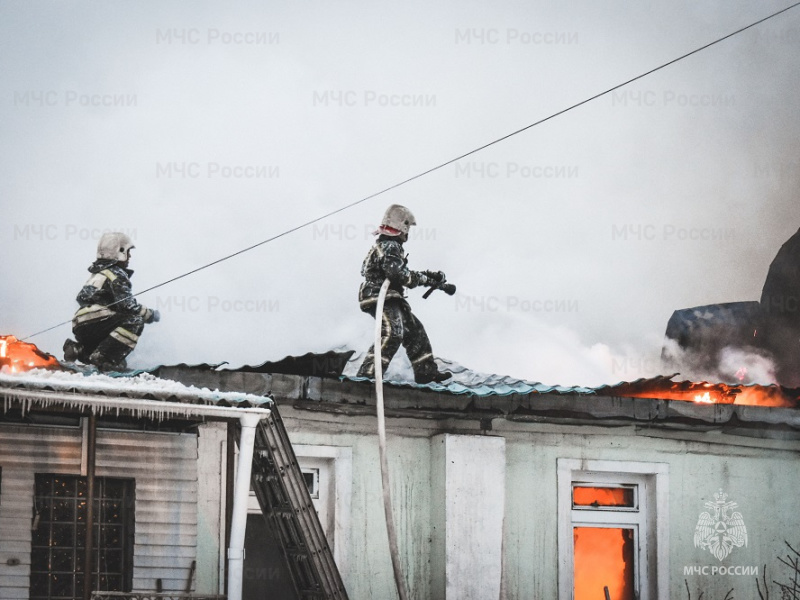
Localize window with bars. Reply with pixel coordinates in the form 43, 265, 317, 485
30, 474, 134, 600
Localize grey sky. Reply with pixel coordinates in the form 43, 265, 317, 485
2, 0, 799, 385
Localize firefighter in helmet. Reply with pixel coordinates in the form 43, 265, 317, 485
357, 204, 451, 384
63, 232, 160, 371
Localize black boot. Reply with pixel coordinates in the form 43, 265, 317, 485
357, 353, 391, 380
414, 369, 451, 384
356, 359, 374, 379
88, 350, 127, 372
63, 339, 84, 363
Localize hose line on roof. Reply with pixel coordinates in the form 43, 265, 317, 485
374, 278, 410, 600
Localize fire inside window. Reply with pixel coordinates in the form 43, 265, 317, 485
571, 484, 641, 600
30, 474, 134, 600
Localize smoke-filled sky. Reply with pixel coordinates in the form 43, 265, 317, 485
1, 0, 799, 385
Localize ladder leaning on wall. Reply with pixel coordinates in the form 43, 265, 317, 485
237, 405, 349, 600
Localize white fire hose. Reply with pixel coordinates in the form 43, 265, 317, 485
374, 279, 410, 600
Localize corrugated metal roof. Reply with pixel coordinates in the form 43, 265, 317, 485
16, 347, 794, 408
144, 350, 767, 399
341, 354, 633, 396
150, 349, 799, 405
230, 350, 355, 377
343, 369, 595, 396
339, 355, 799, 406
0, 369, 272, 409
151, 350, 355, 378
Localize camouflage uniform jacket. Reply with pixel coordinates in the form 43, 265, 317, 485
359, 237, 426, 310
73, 260, 153, 326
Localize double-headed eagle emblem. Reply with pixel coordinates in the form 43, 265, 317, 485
693, 489, 748, 561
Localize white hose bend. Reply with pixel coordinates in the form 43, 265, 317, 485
374, 278, 410, 600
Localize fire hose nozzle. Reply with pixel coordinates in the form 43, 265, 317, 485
422, 282, 456, 299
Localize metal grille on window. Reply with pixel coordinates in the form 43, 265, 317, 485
30, 474, 134, 600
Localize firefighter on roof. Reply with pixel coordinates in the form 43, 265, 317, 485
63, 232, 160, 371
357, 205, 451, 384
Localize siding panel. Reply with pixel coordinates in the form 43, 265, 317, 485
0, 424, 200, 598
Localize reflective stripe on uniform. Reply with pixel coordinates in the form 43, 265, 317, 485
380, 313, 393, 351
360, 289, 404, 309
73, 305, 116, 325
411, 352, 433, 365
83, 269, 117, 290
110, 327, 139, 349
75, 269, 121, 324
85, 273, 107, 289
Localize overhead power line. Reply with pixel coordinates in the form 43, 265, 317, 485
23, 1, 800, 341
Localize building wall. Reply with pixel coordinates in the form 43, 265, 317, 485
0, 423, 207, 599
196, 422, 227, 595
500, 423, 800, 600
279, 410, 433, 600
278, 405, 800, 600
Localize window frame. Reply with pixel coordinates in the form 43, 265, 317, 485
302, 467, 321, 500
245, 443, 353, 583
30, 473, 135, 600
557, 459, 669, 600
572, 482, 638, 511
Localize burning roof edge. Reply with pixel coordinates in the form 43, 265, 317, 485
151, 350, 800, 407
306, 377, 800, 442
141, 364, 800, 438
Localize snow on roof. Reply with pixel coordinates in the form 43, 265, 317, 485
0, 367, 272, 420
340, 353, 596, 395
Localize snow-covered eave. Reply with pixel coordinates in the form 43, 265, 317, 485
0, 385, 271, 422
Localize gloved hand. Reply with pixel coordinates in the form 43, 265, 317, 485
144, 308, 161, 324
151, 309, 161, 323
422, 270, 446, 284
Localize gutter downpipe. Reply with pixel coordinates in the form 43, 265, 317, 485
227, 413, 263, 600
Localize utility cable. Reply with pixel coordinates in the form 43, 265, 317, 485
22, 0, 800, 341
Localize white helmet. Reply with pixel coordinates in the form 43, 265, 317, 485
377, 204, 416, 236
97, 232, 135, 262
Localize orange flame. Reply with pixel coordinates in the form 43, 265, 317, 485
574, 527, 634, 600
0, 335, 59, 373
573, 486, 634, 508
694, 392, 713, 404
612, 379, 796, 408
734, 386, 794, 408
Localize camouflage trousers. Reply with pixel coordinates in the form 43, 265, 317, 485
73, 313, 145, 364
357, 299, 438, 379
